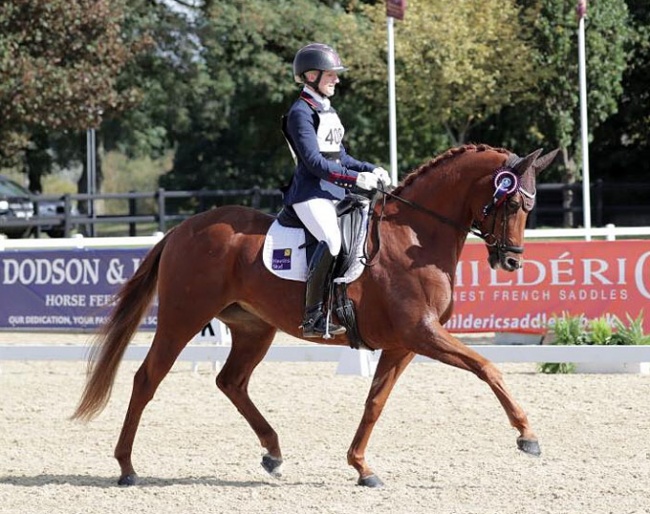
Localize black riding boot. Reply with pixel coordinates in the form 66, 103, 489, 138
301, 241, 346, 338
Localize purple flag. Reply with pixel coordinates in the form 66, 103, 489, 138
576, 0, 587, 19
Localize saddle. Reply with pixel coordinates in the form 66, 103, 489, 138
276, 193, 374, 350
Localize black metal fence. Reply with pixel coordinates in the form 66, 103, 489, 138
1, 181, 649, 239
530, 180, 650, 228
0, 187, 284, 238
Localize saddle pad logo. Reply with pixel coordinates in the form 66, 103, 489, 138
272, 248, 292, 270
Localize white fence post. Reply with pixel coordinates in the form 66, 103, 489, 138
336, 348, 378, 377
189, 319, 232, 372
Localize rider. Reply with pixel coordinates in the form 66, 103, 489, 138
281, 42, 391, 338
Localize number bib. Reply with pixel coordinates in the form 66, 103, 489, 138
316, 110, 344, 154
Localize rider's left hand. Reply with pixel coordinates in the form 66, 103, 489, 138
372, 167, 391, 187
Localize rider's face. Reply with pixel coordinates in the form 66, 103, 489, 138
317, 70, 339, 97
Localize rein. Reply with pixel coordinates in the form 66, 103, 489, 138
378, 186, 477, 235
362, 176, 524, 266
361, 186, 478, 266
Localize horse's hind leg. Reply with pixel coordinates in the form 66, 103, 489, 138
214, 320, 281, 476
114, 323, 205, 486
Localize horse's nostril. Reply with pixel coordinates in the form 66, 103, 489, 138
506, 257, 521, 270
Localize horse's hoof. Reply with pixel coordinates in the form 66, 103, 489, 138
357, 474, 384, 488
117, 473, 138, 486
517, 437, 541, 456
261, 453, 283, 478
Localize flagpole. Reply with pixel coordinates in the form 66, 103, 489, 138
387, 16, 398, 186
577, 2, 591, 240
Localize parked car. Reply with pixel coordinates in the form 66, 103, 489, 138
0, 175, 76, 238
0, 175, 35, 238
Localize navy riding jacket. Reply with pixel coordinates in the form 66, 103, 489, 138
281, 90, 376, 206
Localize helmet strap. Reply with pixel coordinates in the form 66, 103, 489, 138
303, 70, 323, 93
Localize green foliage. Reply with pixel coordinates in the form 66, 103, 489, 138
590, 0, 650, 183
0, 0, 148, 163
344, 0, 536, 172
163, 0, 363, 191
538, 312, 584, 374
1, 0, 649, 200
537, 362, 575, 374
476, 0, 633, 185
586, 317, 613, 345
538, 311, 650, 373
100, 150, 173, 215
550, 312, 588, 345
102, 1, 208, 160
163, 0, 548, 189
609, 312, 650, 346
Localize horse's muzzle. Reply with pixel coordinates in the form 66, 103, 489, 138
488, 246, 523, 272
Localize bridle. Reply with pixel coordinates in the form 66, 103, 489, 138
363, 165, 535, 264
470, 166, 532, 255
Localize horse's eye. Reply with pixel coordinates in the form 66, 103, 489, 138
507, 197, 521, 210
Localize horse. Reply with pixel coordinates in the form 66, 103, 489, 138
72, 144, 559, 488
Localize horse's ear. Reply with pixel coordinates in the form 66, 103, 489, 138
512, 148, 543, 174
532, 148, 560, 176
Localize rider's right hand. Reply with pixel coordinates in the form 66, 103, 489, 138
356, 172, 379, 191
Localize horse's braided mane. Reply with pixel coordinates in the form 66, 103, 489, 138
392, 144, 510, 195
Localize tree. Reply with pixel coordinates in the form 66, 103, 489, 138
5, 0, 644, 220
475, 0, 632, 226
0, 0, 147, 190
101, 1, 204, 160
341, 0, 537, 172
161, 0, 363, 192
590, 0, 650, 183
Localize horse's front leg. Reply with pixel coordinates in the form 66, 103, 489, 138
412, 321, 540, 455
347, 348, 415, 487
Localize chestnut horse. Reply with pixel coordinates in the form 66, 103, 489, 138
73, 144, 558, 487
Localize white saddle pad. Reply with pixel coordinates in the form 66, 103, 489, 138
262, 208, 369, 284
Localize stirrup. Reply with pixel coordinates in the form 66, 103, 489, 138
301, 311, 346, 338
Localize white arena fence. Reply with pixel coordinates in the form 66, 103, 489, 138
2, 224, 650, 252
1, 225, 650, 376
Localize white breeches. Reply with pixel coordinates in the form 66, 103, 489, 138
293, 198, 341, 256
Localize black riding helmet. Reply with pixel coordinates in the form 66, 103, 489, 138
293, 43, 348, 90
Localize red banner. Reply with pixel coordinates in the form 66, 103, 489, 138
449, 240, 650, 333
386, 0, 406, 20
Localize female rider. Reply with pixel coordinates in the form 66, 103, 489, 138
281, 43, 391, 338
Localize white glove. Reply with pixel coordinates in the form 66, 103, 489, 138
372, 167, 391, 187
355, 172, 379, 191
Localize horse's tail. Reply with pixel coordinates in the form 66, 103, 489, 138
71, 231, 172, 422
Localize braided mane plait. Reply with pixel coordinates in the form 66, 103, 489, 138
392, 144, 510, 195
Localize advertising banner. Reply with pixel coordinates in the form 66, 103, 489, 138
449, 240, 650, 333
0, 240, 649, 333
0, 248, 151, 330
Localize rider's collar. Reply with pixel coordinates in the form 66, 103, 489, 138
302, 87, 331, 112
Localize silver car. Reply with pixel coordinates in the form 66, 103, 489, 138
0, 175, 77, 238
0, 175, 35, 238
